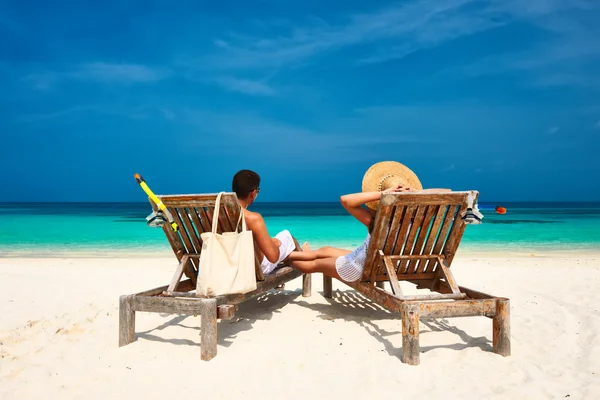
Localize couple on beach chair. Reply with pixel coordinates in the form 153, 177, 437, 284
120, 160, 510, 365
236, 161, 449, 284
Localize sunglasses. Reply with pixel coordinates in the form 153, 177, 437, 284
255, 187, 261, 193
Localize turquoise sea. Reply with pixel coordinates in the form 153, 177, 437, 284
0, 202, 599, 257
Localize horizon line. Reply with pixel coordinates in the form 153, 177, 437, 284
2, 200, 600, 205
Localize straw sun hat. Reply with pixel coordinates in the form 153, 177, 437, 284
362, 161, 423, 210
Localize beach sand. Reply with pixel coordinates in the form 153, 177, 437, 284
1, 255, 599, 399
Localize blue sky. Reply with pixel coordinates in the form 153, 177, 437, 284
1, 0, 599, 202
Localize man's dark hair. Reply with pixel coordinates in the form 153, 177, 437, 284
232, 170, 261, 199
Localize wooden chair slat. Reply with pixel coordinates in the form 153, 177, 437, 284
391, 206, 416, 256
150, 200, 195, 283
382, 253, 403, 296
222, 202, 240, 232
425, 205, 459, 273
205, 206, 224, 234
403, 206, 432, 273
379, 192, 471, 206
217, 204, 233, 232
374, 272, 437, 281
169, 207, 202, 274
160, 193, 239, 208
410, 205, 439, 273
382, 205, 403, 256
416, 205, 448, 273
179, 208, 203, 253
396, 205, 424, 274
170, 207, 198, 254
443, 194, 477, 266
188, 208, 207, 241
364, 203, 395, 282
378, 205, 404, 277
194, 206, 212, 233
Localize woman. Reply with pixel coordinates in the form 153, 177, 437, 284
286, 161, 450, 282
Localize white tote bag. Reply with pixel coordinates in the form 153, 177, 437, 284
197, 193, 257, 297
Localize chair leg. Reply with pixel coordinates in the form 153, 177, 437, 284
119, 295, 136, 347
493, 298, 511, 357
401, 303, 420, 365
323, 275, 332, 298
302, 273, 312, 297
200, 298, 218, 361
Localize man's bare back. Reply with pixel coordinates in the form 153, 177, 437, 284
242, 208, 281, 262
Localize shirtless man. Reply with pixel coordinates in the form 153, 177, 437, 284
232, 170, 299, 276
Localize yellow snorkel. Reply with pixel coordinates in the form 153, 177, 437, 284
134, 173, 179, 232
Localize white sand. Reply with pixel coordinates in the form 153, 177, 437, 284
1, 255, 599, 399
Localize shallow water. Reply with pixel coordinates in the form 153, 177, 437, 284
0, 202, 599, 256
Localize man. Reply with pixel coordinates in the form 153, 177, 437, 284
232, 169, 299, 275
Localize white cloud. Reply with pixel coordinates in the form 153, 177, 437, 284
529, 74, 600, 89
23, 73, 59, 90
458, 36, 600, 79
199, 0, 596, 70
199, 0, 502, 69
179, 109, 432, 165
24, 63, 169, 89
69, 63, 169, 83
442, 164, 456, 172
17, 105, 100, 122
209, 76, 276, 96
160, 108, 176, 120
18, 104, 177, 123
450, 2, 600, 86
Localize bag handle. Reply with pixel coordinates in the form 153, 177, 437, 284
235, 207, 247, 232
211, 192, 223, 234
211, 192, 248, 233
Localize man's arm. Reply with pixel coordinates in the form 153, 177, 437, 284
244, 211, 280, 263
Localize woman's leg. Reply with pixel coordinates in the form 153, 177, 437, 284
286, 246, 351, 262
316, 246, 352, 258
291, 257, 342, 280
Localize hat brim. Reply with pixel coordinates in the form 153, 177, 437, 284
362, 161, 423, 210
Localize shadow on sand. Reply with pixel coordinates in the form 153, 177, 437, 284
134, 285, 491, 360
135, 288, 302, 348
295, 288, 492, 359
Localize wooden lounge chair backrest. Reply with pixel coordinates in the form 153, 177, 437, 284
151, 193, 265, 282
362, 191, 478, 286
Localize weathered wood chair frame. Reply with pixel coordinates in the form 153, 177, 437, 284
118, 193, 312, 360
321, 191, 510, 365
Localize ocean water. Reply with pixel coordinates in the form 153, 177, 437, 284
0, 202, 599, 257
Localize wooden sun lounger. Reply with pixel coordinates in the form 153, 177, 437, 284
322, 190, 511, 365
118, 193, 312, 360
